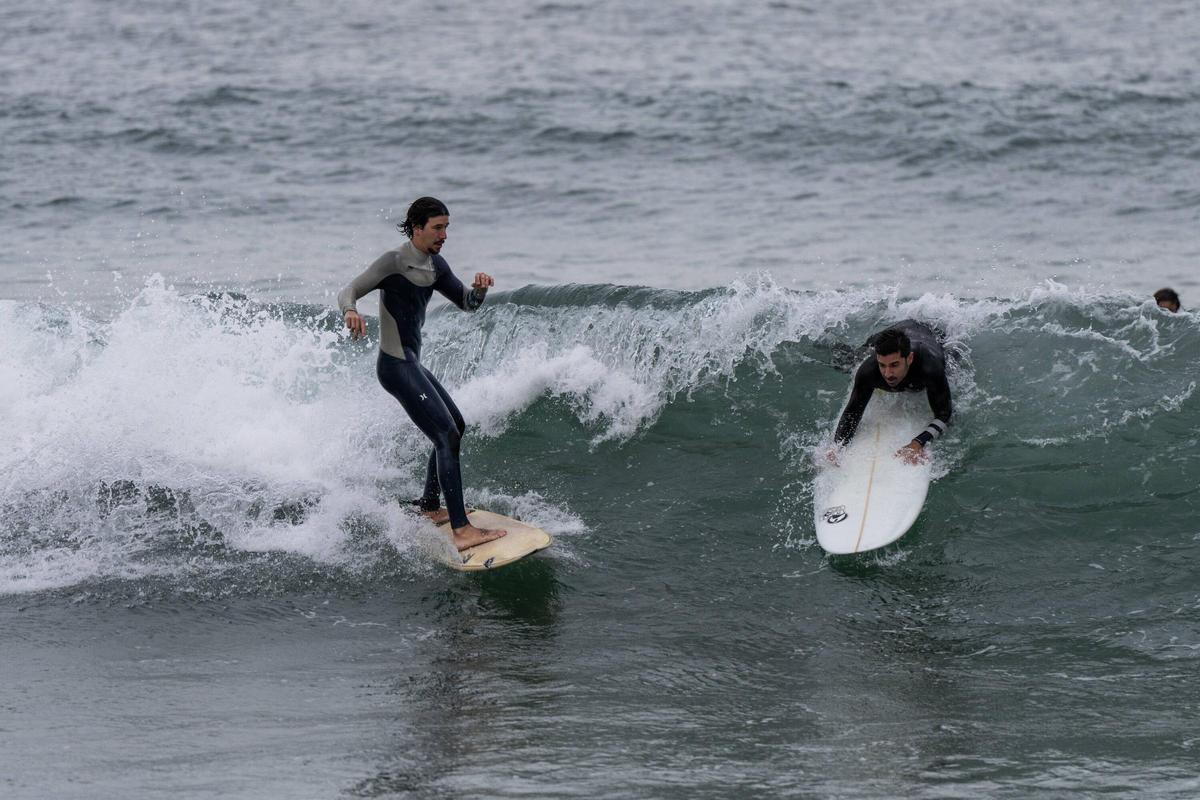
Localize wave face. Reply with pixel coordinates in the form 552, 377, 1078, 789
3, 278, 1196, 597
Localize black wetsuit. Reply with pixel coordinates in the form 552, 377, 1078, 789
338, 241, 486, 529
833, 319, 952, 448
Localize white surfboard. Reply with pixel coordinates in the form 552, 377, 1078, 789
434, 509, 553, 571
814, 391, 933, 554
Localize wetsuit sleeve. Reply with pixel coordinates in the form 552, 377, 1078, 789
834, 360, 877, 446
913, 371, 952, 446
432, 260, 486, 312
337, 253, 395, 315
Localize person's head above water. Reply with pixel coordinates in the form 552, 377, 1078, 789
873, 328, 914, 387
399, 196, 450, 255
1154, 287, 1181, 313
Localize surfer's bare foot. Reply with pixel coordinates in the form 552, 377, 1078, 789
451, 524, 506, 551
421, 507, 478, 526
421, 508, 451, 525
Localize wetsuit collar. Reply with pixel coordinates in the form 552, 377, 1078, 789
398, 240, 434, 269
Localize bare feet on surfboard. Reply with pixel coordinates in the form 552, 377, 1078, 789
451, 524, 507, 551
420, 506, 480, 526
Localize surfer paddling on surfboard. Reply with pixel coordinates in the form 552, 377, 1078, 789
338, 197, 506, 551
829, 320, 953, 466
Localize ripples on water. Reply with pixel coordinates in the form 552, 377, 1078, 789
4, 0, 1199, 302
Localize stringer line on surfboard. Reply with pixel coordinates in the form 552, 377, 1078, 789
853, 423, 882, 554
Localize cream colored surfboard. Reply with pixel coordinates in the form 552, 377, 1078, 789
435, 509, 553, 571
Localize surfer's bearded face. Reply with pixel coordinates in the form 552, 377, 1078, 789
876, 351, 913, 387
411, 216, 449, 254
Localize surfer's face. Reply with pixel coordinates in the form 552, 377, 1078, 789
411, 216, 449, 254
876, 351, 913, 387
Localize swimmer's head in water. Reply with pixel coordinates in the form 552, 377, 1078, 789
400, 197, 450, 254
873, 328, 914, 387
1154, 287, 1181, 313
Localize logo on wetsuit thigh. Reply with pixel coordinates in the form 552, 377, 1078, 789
822, 505, 848, 524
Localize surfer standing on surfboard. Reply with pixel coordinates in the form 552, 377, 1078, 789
338, 197, 506, 551
830, 320, 953, 466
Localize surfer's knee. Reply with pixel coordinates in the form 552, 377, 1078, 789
437, 424, 462, 456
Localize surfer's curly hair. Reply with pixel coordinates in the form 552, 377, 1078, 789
398, 196, 450, 239
872, 328, 912, 358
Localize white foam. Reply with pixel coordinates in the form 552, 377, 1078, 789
3, 275, 1196, 593
0, 276, 613, 593
0, 279, 440, 593
426, 276, 931, 443
454, 342, 657, 442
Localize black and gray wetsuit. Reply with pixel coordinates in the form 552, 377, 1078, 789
338, 241, 487, 529
833, 319, 952, 448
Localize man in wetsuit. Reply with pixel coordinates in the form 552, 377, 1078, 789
831, 320, 952, 465
338, 196, 505, 551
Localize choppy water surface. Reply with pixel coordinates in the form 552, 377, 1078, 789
4, 0, 1200, 797
4, 0, 1199, 303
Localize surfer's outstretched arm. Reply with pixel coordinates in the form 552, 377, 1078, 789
896, 366, 952, 463
912, 371, 952, 448
433, 259, 491, 312
833, 359, 877, 446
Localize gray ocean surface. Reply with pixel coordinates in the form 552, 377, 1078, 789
3, 1, 1200, 798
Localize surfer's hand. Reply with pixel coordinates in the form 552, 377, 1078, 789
824, 447, 842, 466
897, 441, 927, 464
344, 310, 366, 340
472, 272, 494, 290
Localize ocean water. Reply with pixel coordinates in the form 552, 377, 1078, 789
3, 1, 1200, 798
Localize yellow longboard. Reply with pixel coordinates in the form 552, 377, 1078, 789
435, 509, 553, 571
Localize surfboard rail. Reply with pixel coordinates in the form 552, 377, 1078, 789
434, 509, 553, 571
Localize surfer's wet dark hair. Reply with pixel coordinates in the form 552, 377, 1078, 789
873, 328, 912, 358
1154, 287, 1181, 309
398, 196, 449, 238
